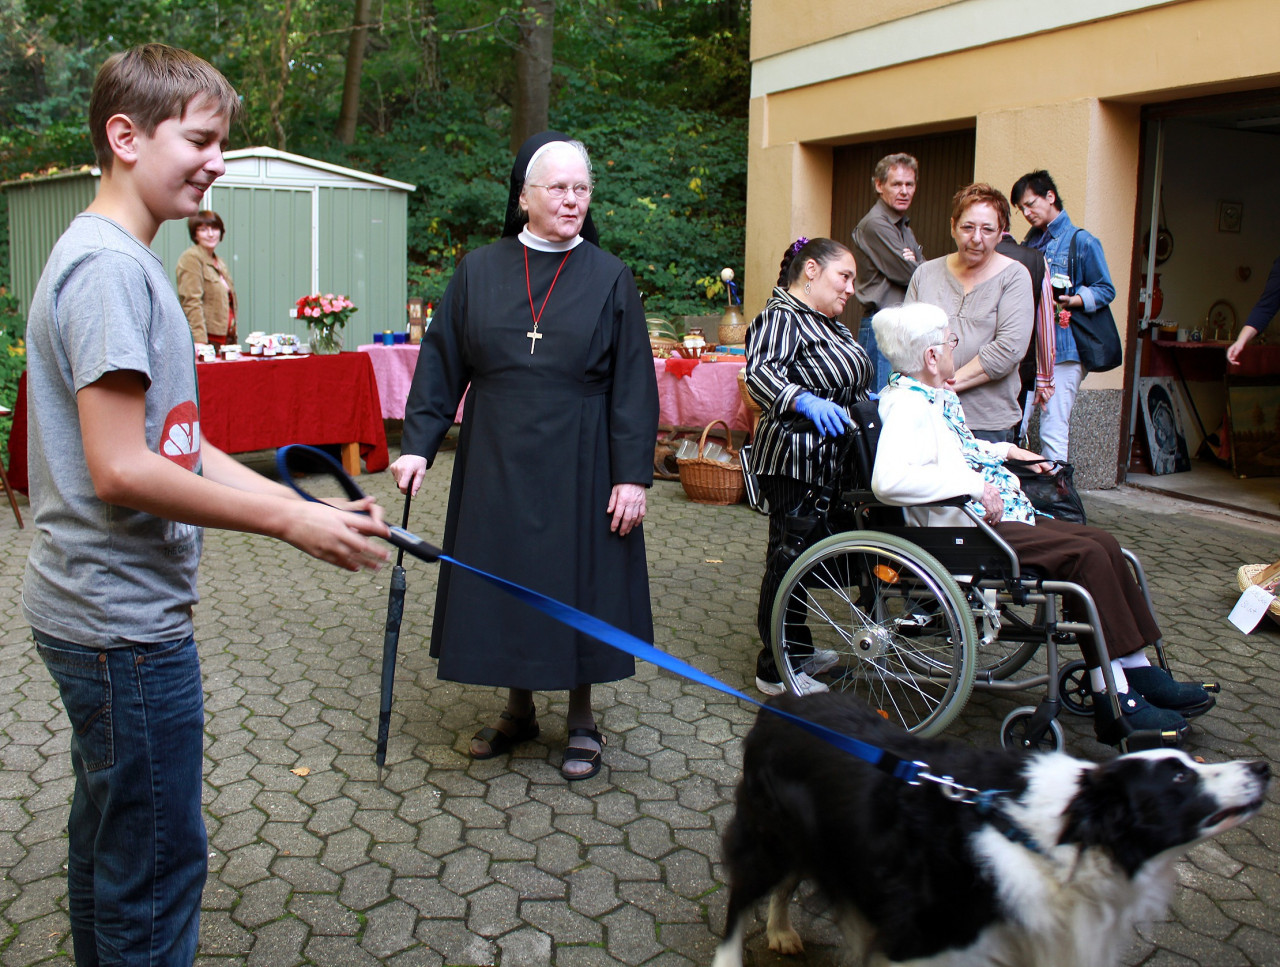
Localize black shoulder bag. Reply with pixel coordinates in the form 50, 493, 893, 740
1066, 230, 1122, 373
1005, 458, 1087, 525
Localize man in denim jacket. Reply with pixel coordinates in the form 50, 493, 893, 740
1013, 170, 1115, 462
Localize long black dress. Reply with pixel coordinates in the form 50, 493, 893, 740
401, 235, 659, 690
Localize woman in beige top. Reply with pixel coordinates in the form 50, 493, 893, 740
176, 210, 237, 346
904, 183, 1032, 442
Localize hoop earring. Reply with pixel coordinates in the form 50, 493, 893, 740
804, 281, 812, 294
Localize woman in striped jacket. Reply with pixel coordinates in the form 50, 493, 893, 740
746, 237, 873, 695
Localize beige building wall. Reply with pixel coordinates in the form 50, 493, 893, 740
745, 0, 1280, 483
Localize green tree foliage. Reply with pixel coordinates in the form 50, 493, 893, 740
0, 0, 749, 319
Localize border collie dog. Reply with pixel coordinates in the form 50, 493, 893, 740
714, 693, 1269, 967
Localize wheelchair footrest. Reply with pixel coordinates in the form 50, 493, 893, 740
1095, 712, 1184, 751
1119, 728, 1184, 753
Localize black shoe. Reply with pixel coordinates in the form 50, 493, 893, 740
1094, 689, 1189, 745
1124, 666, 1217, 718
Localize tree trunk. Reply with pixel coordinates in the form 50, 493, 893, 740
418, 0, 441, 97
337, 0, 373, 144
269, 0, 295, 151
510, 0, 554, 154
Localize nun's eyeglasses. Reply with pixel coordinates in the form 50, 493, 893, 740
528, 183, 593, 200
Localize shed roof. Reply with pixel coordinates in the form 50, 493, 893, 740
0, 147, 415, 193
220, 147, 415, 193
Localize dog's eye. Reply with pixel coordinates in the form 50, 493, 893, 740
1172, 769, 1192, 784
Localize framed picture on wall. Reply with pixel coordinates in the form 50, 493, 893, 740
1226, 376, 1280, 478
1138, 377, 1192, 475
1218, 200, 1243, 233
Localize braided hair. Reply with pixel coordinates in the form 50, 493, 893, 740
777, 237, 853, 288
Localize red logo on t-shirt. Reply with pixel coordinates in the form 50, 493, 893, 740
161, 401, 201, 470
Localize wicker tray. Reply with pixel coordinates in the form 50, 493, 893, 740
650, 336, 678, 357
677, 419, 745, 505
1237, 561, 1280, 618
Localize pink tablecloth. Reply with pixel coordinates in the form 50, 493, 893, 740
358, 344, 749, 431
358, 343, 467, 422
654, 357, 750, 432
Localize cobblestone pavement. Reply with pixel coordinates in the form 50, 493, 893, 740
2, 455, 1278, 966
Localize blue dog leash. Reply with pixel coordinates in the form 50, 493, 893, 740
275, 445, 1037, 814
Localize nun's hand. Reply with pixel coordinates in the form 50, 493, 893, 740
608, 483, 647, 536
390, 454, 428, 496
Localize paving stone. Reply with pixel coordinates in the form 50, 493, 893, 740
231, 875, 292, 929
338, 861, 394, 911
287, 892, 360, 936
359, 898, 420, 958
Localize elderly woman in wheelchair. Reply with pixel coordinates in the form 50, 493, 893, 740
862, 302, 1217, 747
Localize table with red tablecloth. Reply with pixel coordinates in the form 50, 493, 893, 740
7, 352, 388, 492
197, 353, 388, 473
359, 342, 750, 431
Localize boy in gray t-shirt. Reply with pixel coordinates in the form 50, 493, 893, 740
24, 45, 388, 966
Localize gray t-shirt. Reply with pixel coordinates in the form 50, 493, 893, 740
23, 213, 204, 647
905, 258, 1033, 432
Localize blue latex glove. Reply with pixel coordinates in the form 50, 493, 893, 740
794, 392, 853, 437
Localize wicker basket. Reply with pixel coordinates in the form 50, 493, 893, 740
1237, 561, 1280, 618
677, 419, 746, 505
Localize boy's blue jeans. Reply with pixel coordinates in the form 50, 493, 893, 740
34, 631, 207, 967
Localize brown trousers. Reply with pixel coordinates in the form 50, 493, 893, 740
996, 516, 1161, 665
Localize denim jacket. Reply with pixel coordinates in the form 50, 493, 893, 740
1025, 210, 1115, 365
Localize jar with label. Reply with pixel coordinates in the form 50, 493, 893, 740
683, 327, 706, 357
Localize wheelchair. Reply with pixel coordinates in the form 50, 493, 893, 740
766, 401, 1214, 754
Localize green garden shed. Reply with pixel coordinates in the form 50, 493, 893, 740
4, 147, 415, 347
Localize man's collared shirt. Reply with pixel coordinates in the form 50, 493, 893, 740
851, 197, 924, 314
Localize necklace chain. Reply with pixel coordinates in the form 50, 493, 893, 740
524, 246, 573, 355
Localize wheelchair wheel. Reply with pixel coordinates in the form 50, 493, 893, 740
771, 531, 978, 737
1000, 707, 1065, 752
1058, 659, 1094, 716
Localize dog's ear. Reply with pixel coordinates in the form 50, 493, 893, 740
1058, 763, 1151, 877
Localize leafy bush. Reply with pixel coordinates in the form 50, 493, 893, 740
0, 290, 25, 443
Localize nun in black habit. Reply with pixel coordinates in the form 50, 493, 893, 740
391, 132, 659, 781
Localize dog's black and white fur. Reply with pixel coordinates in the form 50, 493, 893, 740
714, 692, 1269, 967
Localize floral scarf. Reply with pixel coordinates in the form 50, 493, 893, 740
893, 374, 1037, 524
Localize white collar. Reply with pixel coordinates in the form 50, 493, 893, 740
519, 227, 582, 252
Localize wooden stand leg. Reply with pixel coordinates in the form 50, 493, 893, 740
0, 457, 22, 528
340, 442, 361, 477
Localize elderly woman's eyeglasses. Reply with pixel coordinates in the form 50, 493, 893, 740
528, 183, 593, 200
935, 333, 959, 350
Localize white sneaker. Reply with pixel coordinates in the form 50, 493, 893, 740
800, 649, 839, 676
755, 672, 830, 697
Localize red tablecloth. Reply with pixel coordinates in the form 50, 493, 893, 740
198, 353, 388, 471
6, 370, 27, 493
8, 352, 389, 492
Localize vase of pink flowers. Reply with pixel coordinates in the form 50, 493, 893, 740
296, 292, 357, 354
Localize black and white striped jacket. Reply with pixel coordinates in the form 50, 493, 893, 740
746, 286, 872, 485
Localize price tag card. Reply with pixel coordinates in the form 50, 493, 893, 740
1228, 584, 1277, 634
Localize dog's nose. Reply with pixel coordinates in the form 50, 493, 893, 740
1247, 760, 1271, 780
